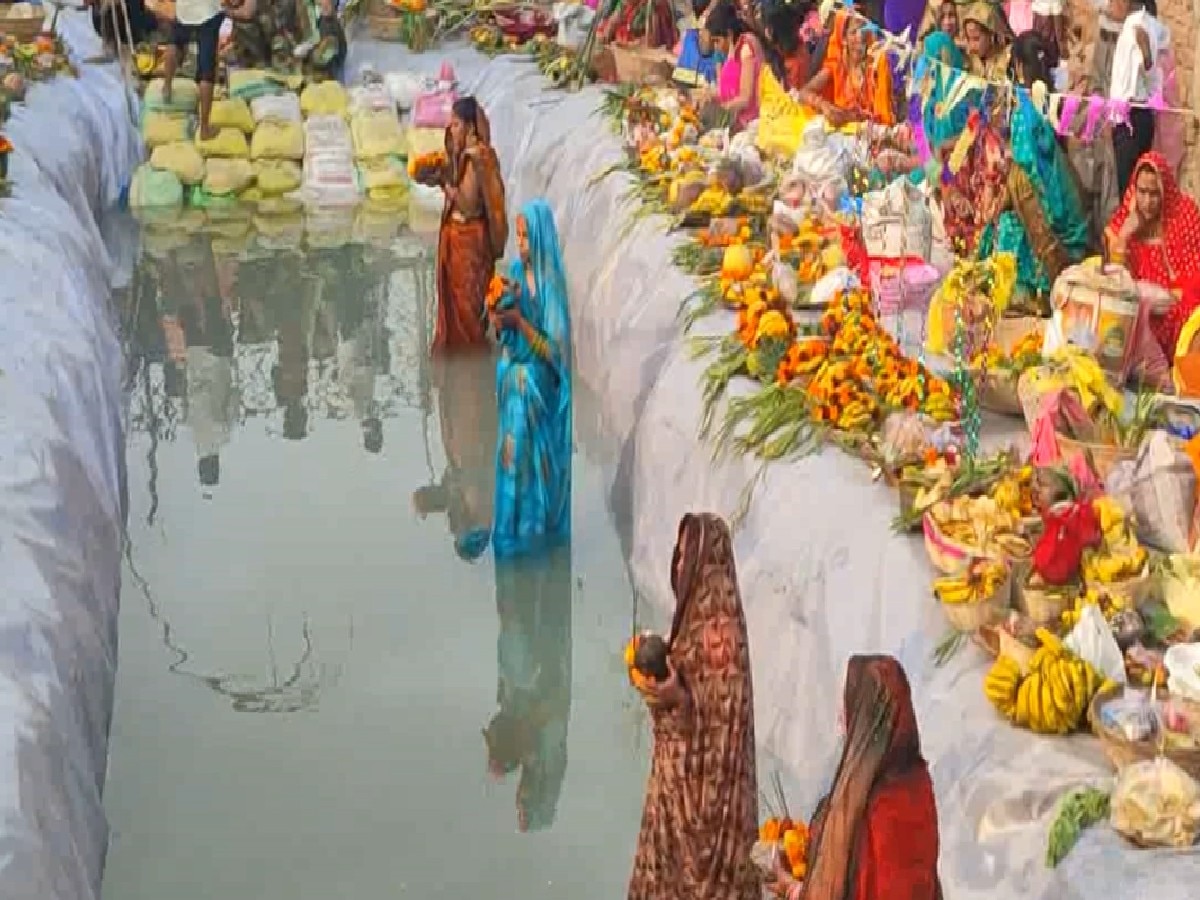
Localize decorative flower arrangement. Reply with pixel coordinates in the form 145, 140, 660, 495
407, 149, 446, 184
0, 134, 12, 183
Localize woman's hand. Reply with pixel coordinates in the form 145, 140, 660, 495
637, 659, 685, 709
495, 306, 523, 332
1119, 209, 1143, 242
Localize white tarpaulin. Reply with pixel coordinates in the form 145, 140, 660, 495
0, 14, 138, 900
348, 38, 1196, 897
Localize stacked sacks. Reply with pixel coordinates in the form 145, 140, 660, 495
348, 81, 407, 209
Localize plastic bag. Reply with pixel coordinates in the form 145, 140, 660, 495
203, 157, 255, 196
385, 71, 424, 111
229, 69, 282, 102
771, 256, 798, 303
1164, 642, 1200, 701
128, 163, 184, 208
1127, 431, 1196, 552
1065, 604, 1127, 684
142, 111, 192, 148
412, 87, 456, 129
305, 115, 354, 156
300, 81, 349, 118
351, 110, 405, 160
880, 411, 932, 464
195, 127, 250, 159
251, 119, 304, 161
253, 159, 302, 196
150, 141, 206, 185
210, 98, 255, 134
251, 92, 302, 124
1111, 758, 1200, 848
302, 152, 361, 207
144, 77, 198, 112
1097, 687, 1157, 741
189, 185, 241, 209
356, 157, 405, 192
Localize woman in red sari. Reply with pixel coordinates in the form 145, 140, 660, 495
628, 513, 759, 900
776, 654, 941, 900
434, 97, 509, 353
1107, 150, 1200, 359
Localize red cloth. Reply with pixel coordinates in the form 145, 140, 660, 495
434, 218, 492, 352
852, 766, 941, 900
1032, 501, 1101, 586
1109, 151, 1200, 355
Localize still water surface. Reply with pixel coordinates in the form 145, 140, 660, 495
101, 221, 653, 898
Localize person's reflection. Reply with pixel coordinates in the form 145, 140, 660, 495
162, 234, 238, 492
483, 547, 573, 832
412, 350, 498, 557
271, 252, 319, 441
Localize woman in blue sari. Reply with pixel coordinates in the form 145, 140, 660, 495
486, 199, 572, 560
976, 32, 1088, 302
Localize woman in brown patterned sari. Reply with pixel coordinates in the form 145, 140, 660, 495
434, 97, 509, 353
628, 512, 759, 900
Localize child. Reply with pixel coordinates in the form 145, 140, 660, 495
673, 0, 722, 88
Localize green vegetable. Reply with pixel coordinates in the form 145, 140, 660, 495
1046, 786, 1111, 868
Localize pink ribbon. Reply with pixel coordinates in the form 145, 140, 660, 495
1055, 95, 1081, 137
1080, 95, 1108, 142
1107, 98, 1131, 129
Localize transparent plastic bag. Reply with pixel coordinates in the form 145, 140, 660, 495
1065, 604, 1127, 684
1111, 758, 1200, 848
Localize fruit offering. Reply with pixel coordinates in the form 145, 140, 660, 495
1082, 497, 1148, 585
928, 495, 1033, 558
1060, 586, 1128, 630
934, 558, 1008, 605
759, 817, 809, 880
984, 629, 1114, 735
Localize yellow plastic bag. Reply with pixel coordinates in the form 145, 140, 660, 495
755, 66, 811, 160
210, 98, 255, 134
142, 111, 192, 149
195, 127, 250, 159
150, 141, 206, 186
351, 110, 405, 160
144, 77, 198, 112
204, 157, 255, 196
256, 196, 304, 218
253, 159, 302, 196
356, 157, 405, 192
239, 186, 264, 204
300, 81, 349, 118
251, 120, 305, 161
367, 183, 408, 204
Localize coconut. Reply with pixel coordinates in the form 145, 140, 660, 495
633, 632, 669, 682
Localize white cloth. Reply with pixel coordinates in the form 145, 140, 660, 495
1030, 0, 1064, 15
1109, 10, 1159, 102
175, 0, 222, 27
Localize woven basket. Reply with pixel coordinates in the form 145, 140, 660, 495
1090, 686, 1200, 782
1017, 577, 1078, 625
939, 565, 1013, 633
978, 369, 1024, 416
993, 315, 1047, 353
1087, 564, 1154, 610
612, 43, 675, 85
0, 6, 44, 41
923, 513, 986, 575
1055, 432, 1138, 481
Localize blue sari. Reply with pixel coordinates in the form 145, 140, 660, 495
491, 199, 572, 560
978, 93, 1088, 298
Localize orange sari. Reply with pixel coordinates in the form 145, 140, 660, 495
434, 107, 509, 353
823, 37, 895, 125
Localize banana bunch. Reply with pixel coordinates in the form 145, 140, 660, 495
929, 495, 1029, 555
469, 25, 504, 52
736, 191, 772, 216
922, 390, 957, 422
1082, 545, 1148, 584
1060, 586, 1126, 629
541, 54, 577, 87
985, 629, 1114, 735
836, 397, 876, 431
990, 468, 1034, 519
689, 187, 733, 217
934, 558, 1008, 605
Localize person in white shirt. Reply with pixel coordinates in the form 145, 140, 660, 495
1107, 0, 1158, 197
160, 0, 228, 141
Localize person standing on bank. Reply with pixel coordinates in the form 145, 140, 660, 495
160, 0, 226, 141
1108, 0, 1159, 198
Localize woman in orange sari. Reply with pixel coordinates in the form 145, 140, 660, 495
434, 97, 509, 353
628, 513, 759, 900
776, 655, 941, 900
799, 16, 894, 127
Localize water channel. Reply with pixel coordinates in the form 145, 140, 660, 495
99, 217, 654, 898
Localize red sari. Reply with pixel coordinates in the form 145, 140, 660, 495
434, 107, 509, 353
1107, 151, 1200, 357
800, 655, 941, 900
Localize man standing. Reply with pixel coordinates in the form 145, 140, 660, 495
161, 0, 226, 141
1108, 0, 1158, 197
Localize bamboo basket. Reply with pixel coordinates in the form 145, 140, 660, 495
978, 369, 1024, 416
993, 314, 1047, 353
939, 565, 1013, 633
922, 513, 986, 575
1087, 565, 1155, 610
0, 5, 44, 42
1090, 686, 1200, 782
1055, 432, 1138, 481
1016, 577, 1078, 625
612, 43, 675, 85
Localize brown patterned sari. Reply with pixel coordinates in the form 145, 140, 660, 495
628, 513, 759, 900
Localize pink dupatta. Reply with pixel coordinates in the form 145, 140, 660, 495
717, 34, 760, 129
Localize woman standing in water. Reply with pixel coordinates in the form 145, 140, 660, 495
486, 199, 573, 559
628, 512, 759, 900
774, 655, 941, 900
433, 97, 508, 353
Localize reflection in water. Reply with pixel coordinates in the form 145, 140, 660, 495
118, 228, 434, 711
413, 351, 499, 556
485, 547, 573, 833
